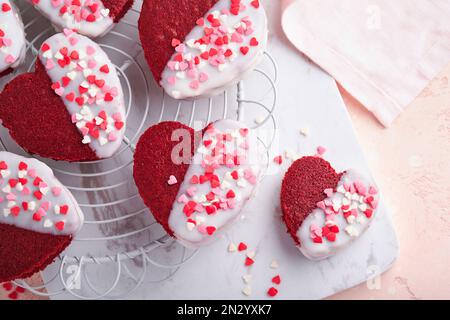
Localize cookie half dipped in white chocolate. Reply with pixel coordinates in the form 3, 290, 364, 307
134, 119, 262, 247
29, 0, 134, 38
0, 151, 83, 282
139, 0, 268, 99
281, 156, 380, 260
0, 30, 126, 161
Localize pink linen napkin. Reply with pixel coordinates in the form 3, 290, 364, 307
281, 0, 450, 127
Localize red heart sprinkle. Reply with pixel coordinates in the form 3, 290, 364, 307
273, 155, 283, 165
0, 161, 8, 170
99, 64, 110, 73
33, 190, 43, 200
8, 292, 18, 300
60, 205, 69, 215
272, 275, 281, 285
240, 46, 249, 55
41, 43, 50, 52
238, 242, 247, 251
326, 232, 336, 242
245, 257, 254, 266
206, 226, 216, 235
251, 0, 260, 8
205, 205, 217, 215
329, 225, 340, 233
267, 287, 278, 297
2, 282, 13, 291
15, 286, 25, 294
18, 161, 28, 170
104, 93, 114, 102
9, 178, 18, 187
55, 221, 65, 231
190, 175, 199, 184
66, 92, 75, 102
10, 206, 20, 217
226, 190, 235, 199
313, 236, 323, 244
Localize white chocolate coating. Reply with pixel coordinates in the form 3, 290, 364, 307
0, 151, 84, 235
296, 170, 380, 260
168, 119, 261, 247
38, 31, 126, 159
29, 0, 114, 38
161, 0, 268, 99
0, 0, 26, 73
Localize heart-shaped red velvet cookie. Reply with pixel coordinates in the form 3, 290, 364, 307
281, 156, 380, 260
133, 119, 261, 247
0, 31, 126, 162
138, 0, 268, 99
0, 151, 84, 282
30, 0, 134, 38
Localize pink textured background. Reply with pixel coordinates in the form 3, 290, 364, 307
331, 64, 450, 300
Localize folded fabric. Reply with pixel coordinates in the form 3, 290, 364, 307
281, 0, 450, 127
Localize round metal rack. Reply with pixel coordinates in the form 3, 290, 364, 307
1, 2, 278, 299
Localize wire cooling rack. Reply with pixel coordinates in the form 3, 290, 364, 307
1, 2, 278, 299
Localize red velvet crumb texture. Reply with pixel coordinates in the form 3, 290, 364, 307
0, 223, 72, 283
0, 59, 98, 162
133, 121, 204, 236
138, 0, 219, 83
280, 156, 343, 245
101, 0, 135, 22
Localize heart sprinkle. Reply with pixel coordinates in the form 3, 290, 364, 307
167, 175, 178, 185
238, 242, 248, 251
267, 287, 278, 297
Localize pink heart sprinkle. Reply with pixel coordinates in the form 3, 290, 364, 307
177, 194, 188, 203
22, 187, 30, 195
45, 59, 55, 70
317, 201, 326, 210
27, 169, 36, 178
167, 175, 177, 185
324, 188, 334, 197
189, 80, 199, 90
52, 187, 62, 196
108, 132, 117, 141
368, 186, 378, 195
69, 37, 78, 46
317, 146, 327, 156
199, 72, 209, 83
41, 201, 50, 211
86, 45, 96, 55
6, 193, 15, 201
197, 225, 207, 234
54, 87, 64, 96
167, 76, 176, 85
63, 28, 74, 37
187, 186, 197, 197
